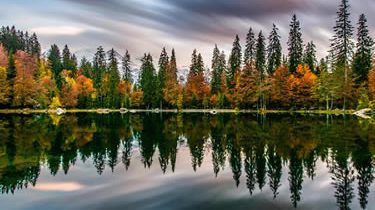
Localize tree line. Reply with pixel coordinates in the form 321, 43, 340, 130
0, 0, 374, 110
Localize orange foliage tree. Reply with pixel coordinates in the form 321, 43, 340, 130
76, 74, 96, 108
13, 50, 39, 107
287, 64, 318, 108
237, 63, 260, 108
60, 70, 79, 108
270, 65, 291, 108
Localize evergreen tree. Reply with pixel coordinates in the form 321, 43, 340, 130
267, 24, 282, 75
211, 44, 222, 94
304, 41, 317, 73
330, 0, 354, 110
122, 50, 132, 82
29, 33, 40, 57
48, 44, 63, 89
80, 57, 92, 78
107, 48, 120, 108
93, 46, 106, 107
255, 31, 266, 75
228, 35, 242, 87
157, 47, 169, 108
288, 14, 304, 73
140, 53, 157, 108
244, 28, 256, 65
352, 14, 374, 84
169, 48, 178, 82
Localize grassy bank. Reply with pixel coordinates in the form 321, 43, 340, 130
0, 108, 355, 115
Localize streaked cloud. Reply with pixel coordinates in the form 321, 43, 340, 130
31, 26, 87, 36
33, 182, 85, 192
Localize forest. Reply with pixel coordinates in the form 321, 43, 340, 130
0, 0, 374, 111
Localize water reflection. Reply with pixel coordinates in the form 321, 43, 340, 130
0, 113, 374, 209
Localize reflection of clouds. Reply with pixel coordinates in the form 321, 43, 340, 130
33, 182, 84, 192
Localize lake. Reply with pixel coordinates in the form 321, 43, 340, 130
0, 113, 374, 210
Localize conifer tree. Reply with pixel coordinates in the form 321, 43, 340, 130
157, 47, 169, 108
304, 41, 317, 73
330, 0, 355, 109
211, 44, 222, 94
244, 28, 256, 65
122, 50, 132, 82
267, 24, 282, 75
140, 53, 157, 108
228, 35, 242, 87
288, 14, 304, 73
48, 44, 63, 88
352, 14, 374, 84
107, 48, 120, 108
255, 31, 266, 75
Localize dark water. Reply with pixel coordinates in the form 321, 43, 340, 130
0, 113, 374, 210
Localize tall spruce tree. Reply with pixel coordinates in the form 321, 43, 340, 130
169, 48, 178, 82
330, 0, 354, 109
352, 14, 374, 84
107, 48, 120, 108
62, 44, 77, 74
29, 33, 40, 57
304, 41, 317, 73
288, 14, 304, 73
255, 31, 266, 75
140, 53, 157, 108
93, 46, 106, 107
244, 28, 256, 65
157, 47, 169, 108
7, 51, 16, 104
48, 44, 63, 89
267, 24, 282, 75
211, 44, 221, 94
228, 35, 242, 87
122, 50, 132, 82
80, 57, 92, 78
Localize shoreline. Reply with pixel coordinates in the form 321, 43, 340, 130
0, 108, 356, 115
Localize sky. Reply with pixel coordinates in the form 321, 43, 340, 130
1, 0, 374, 70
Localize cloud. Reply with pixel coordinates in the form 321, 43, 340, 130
33, 182, 85, 192
31, 26, 87, 36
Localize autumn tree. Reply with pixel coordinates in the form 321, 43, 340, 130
270, 65, 291, 108
76, 74, 96, 108
0, 67, 10, 106
60, 70, 79, 108
185, 49, 210, 108
163, 49, 182, 109
13, 50, 39, 107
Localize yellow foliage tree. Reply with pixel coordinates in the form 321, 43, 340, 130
0, 67, 10, 105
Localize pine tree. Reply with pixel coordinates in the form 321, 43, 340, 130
267, 24, 282, 75
157, 47, 169, 108
29, 33, 40, 57
80, 57, 92, 78
140, 53, 157, 108
352, 14, 374, 84
304, 41, 317, 73
93, 46, 106, 107
255, 31, 266, 75
228, 35, 242, 87
48, 44, 63, 89
244, 28, 256, 65
288, 14, 304, 73
122, 50, 132, 82
330, 0, 354, 110
211, 44, 222, 94
169, 48, 178, 82
107, 48, 120, 108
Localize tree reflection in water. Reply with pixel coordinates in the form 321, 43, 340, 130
0, 113, 374, 209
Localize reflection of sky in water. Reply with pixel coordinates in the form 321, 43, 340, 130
1, 146, 372, 210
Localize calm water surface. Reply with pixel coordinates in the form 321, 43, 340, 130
0, 113, 374, 210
